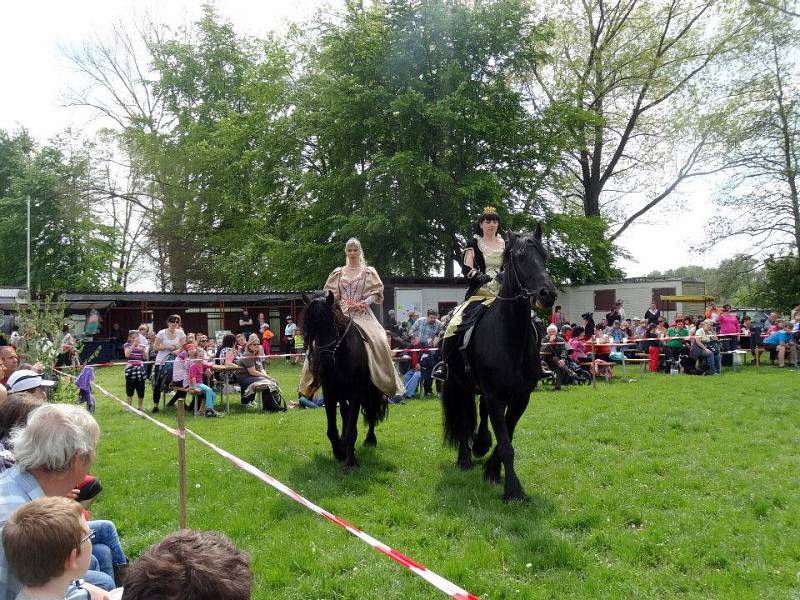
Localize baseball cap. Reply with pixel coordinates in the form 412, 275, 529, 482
7, 369, 56, 393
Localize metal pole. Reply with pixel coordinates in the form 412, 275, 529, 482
26, 195, 31, 291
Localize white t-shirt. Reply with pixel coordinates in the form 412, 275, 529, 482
155, 328, 186, 365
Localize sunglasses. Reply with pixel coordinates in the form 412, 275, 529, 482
81, 530, 96, 545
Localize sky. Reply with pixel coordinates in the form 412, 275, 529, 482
0, 0, 739, 283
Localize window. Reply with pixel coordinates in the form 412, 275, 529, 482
594, 290, 616, 312
652, 288, 676, 311
438, 302, 457, 317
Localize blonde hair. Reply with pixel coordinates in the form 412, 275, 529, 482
344, 238, 367, 267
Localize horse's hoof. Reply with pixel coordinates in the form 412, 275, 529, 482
341, 460, 358, 472
457, 458, 473, 471
363, 435, 377, 447
502, 489, 528, 503
472, 436, 492, 458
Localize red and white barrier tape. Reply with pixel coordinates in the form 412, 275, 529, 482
94, 384, 478, 600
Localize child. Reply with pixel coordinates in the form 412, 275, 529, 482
293, 330, 305, 365
261, 324, 274, 363
3, 496, 100, 600
123, 331, 149, 410
188, 347, 218, 417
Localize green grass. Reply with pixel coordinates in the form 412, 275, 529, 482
87, 363, 800, 599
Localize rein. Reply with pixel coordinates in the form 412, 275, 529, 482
315, 314, 354, 363
494, 242, 535, 302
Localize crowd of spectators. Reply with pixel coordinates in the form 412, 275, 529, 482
546, 302, 800, 385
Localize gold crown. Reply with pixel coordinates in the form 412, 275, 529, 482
482, 206, 497, 214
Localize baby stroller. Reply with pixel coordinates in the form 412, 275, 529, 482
565, 350, 592, 385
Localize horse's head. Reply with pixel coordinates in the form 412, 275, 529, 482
503, 224, 557, 311
301, 290, 346, 383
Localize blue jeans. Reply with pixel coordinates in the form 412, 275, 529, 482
299, 395, 324, 408
703, 350, 721, 374
192, 383, 216, 409
85, 556, 116, 590
402, 369, 421, 397
89, 519, 127, 581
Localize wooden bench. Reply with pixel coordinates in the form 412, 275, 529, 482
170, 385, 205, 415
579, 360, 614, 381
622, 357, 650, 375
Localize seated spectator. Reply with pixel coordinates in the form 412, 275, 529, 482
0, 404, 116, 594
397, 333, 423, 400
542, 325, 571, 390
581, 312, 595, 338
237, 335, 281, 412
665, 318, 689, 362
6, 369, 55, 401
187, 347, 218, 417
568, 326, 591, 362
739, 316, 752, 350
560, 324, 572, 342
763, 312, 778, 334
297, 390, 325, 409
609, 321, 623, 343
763, 322, 794, 367
691, 319, 720, 375
0, 392, 44, 473
0, 365, 6, 407
592, 333, 612, 362
120, 530, 251, 600
3, 496, 109, 600
655, 318, 668, 338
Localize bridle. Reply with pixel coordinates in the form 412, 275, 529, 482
314, 312, 353, 365
494, 237, 544, 303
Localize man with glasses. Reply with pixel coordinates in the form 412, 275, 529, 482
0, 404, 116, 597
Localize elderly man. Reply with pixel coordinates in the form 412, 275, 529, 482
409, 310, 443, 396
0, 349, 18, 388
0, 404, 115, 598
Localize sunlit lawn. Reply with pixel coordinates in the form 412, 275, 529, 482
86, 362, 799, 599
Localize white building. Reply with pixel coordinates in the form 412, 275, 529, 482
380, 277, 707, 325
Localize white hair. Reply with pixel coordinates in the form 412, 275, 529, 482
11, 404, 99, 473
344, 238, 367, 267
546, 324, 558, 335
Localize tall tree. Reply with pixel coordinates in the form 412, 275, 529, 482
528, 0, 751, 241
280, 0, 566, 285
708, 3, 800, 257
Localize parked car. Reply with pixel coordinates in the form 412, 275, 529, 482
730, 308, 772, 329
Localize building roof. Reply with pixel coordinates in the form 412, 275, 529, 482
47, 290, 307, 310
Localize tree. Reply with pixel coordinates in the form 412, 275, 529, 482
707, 4, 800, 257
0, 130, 116, 289
744, 255, 800, 312
273, 0, 572, 287
528, 0, 752, 241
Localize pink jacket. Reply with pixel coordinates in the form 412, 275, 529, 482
717, 312, 740, 336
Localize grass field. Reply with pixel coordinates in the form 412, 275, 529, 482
86, 363, 799, 599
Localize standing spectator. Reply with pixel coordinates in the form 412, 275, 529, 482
256, 312, 268, 334
605, 305, 620, 328
293, 329, 305, 365
238, 308, 254, 339
403, 311, 419, 333
151, 315, 186, 414
120, 530, 251, 600
615, 300, 626, 322
108, 324, 126, 360
644, 302, 661, 326
260, 325, 274, 362
123, 332, 148, 411
704, 302, 721, 324
56, 325, 76, 368
550, 306, 566, 328
717, 303, 740, 365
284, 316, 297, 363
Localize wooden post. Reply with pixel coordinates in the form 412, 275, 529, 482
590, 338, 596, 389
177, 399, 187, 529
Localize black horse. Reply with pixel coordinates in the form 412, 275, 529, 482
302, 291, 388, 470
441, 226, 557, 502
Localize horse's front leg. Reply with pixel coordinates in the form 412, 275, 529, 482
485, 390, 530, 484
472, 395, 492, 458
324, 391, 344, 462
341, 396, 360, 471
483, 388, 527, 502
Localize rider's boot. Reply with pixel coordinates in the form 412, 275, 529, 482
432, 361, 447, 381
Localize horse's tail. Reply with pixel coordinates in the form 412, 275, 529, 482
361, 386, 388, 426
441, 381, 476, 449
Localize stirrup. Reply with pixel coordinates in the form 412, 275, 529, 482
432, 361, 447, 382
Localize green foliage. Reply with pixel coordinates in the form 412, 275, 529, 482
0, 130, 117, 289
90, 363, 800, 599
742, 256, 800, 313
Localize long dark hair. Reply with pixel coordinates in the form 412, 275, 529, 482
473, 208, 502, 237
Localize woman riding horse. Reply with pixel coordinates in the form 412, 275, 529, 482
300, 238, 404, 401
440, 213, 557, 502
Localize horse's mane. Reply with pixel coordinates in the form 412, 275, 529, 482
302, 293, 349, 385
